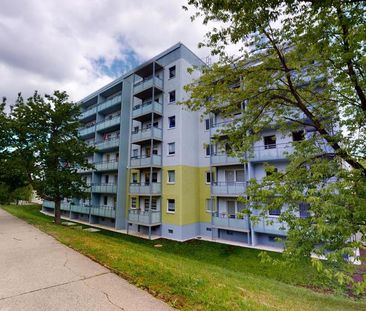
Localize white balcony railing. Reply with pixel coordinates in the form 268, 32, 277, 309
129, 182, 161, 195
212, 213, 250, 231
134, 77, 163, 95
128, 209, 161, 225
132, 101, 163, 118
131, 127, 162, 143
96, 116, 121, 132
211, 182, 246, 196
130, 155, 162, 167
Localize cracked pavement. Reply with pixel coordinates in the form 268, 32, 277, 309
0, 208, 174, 311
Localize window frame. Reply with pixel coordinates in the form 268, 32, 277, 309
167, 170, 176, 184
169, 65, 176, 79
169, 90, 176, 103
167, 199, 176, 213
168, 142, 176, 155
168, 115, 176, 129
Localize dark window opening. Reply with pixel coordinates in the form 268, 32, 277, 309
292, 130, 305, 142
264, 135, 276, 149
169, 66, 176, 79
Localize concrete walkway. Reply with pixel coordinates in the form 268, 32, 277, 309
0, 209, 173, 311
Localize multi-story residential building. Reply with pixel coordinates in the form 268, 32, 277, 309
42, 42, 313, 250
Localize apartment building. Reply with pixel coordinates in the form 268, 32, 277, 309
42, 42, 313, 250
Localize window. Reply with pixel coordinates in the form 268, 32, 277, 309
167, 199, 175, 213
206, 227, 212, 232
206, 172, 212, 184
168, 229, 174, 234
169, 90, 176, 103
153, 121, 159, 128
206, 199, 213, 211
151, 198, 158, 210
264, 135, 276, 149
105, 175, 109, 184
132, 173, 138, 183
153, 146, 158, 155
292, 130, 305, 142
205, 119, 210, 130
116, 153, 119, 162
236, 170, 245, 182
143, 198, 149, 210
168, 142, 175, 155
146, 146, 151, 157
133, 126, 139, 133
152, 172, 158, 183
269, 208, 281, 216
168, 170, 175, 183
103, 196, 108, 206
132, 149, 138, 158
227, 201, 236, 217
205, 144, 212, 156
131, 197, 137, 209
299, 203, 310, 218
106, 154, 110, 162
169, 65, 176, 79
168, 116, 176, 128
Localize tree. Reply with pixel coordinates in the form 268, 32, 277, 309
11, 91, 94, 224
11, 184, 33, 205
183, 0, 366, 292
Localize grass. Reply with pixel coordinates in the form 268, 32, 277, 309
2, 204, 366, 311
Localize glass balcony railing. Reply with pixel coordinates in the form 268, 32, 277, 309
98, 95, 122, 112
250, 142, 293, 162
95, 138, 119, 150
211, 182, 246, 196
94, 160, 119, 171
70, 204, 91, 214
131, 127, 162, 143
129, 182, 161, 195
96, 116, 121, 132
134, 77, 163, 95
211, 153, 242, 165
128, 209, 161, 225
43, 200, 72, 212
78, 125, 95, 137
212, 213, 250, 231
132, 101, 163, 118
80, 106, 97, 120
130, 155, 162, 167
90, 206, 116, 218
252, 216, 288, 236
91, 184, 117, 193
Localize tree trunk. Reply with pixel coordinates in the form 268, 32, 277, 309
54, 197, 62, 224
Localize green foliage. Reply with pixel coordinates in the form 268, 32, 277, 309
183, 0, 366, 292
11, 184, 33, 203
10, 90, 95, 223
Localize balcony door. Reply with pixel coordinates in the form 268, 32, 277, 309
225, 170, 235, 184
227, 201, 236, 218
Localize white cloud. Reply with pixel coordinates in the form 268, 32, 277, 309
0, 0, 213, 106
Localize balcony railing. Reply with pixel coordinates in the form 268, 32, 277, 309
98, 95, 122, 112
250, 142, 293, 162
128, 209, 161, 225
95, 138, 119, 150
94, 160, 119, 171
80, 106, 97, 120
134, 77, 163, 95
211, 153, 242, 165
91, 184, 117, 193
79, 125, 95, 137
212, 213, 250, 232
70, 204, 91, 215
132, 101, 163, 118
211, 182, 246, 196
131, 127, 162, 143
96, 115, 121, 132
252, 216, 288, 236
129, 182, 161, 195
130, 155, 162, 167
90, 206, 116, 218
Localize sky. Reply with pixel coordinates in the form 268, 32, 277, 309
0, 0, 213, 107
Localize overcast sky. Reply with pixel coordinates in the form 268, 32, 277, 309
0, 0, 213, 106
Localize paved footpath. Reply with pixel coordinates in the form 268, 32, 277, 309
0, 208, 174, 311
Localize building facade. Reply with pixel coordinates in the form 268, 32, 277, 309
43, 42, 307, 250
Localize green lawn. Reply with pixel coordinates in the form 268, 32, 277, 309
2, 204, 365, 311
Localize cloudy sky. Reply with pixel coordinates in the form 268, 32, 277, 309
0, 0, 213, 106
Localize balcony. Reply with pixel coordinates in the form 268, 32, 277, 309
252, 216, 288, 236
77, 166, 93, 173
211, 153, 242, 166
212, 213, 250, 232
80, 106, 97, 120
250, 142, 293, 162
79, 125, 95, 137
131, 127, 162, 144
95, 138, 119, 151
130, 155, 162, 168
91, 184, 117, 193
43, 201, 73, 212
211, 182, 246, 196
70, 204, 90, 215
96, 116, 121, 132
129, 182, 161, 195
132, 101, 163, 119
94, 160, 118, 171
128, 209, 161, 225
90, 206, 116, 218
98, 95, 121, 112
134, 77, 163, 96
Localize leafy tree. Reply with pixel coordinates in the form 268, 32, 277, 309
11, 91, 94, 224
11, 184, 33, 205
183, 0, 366, 292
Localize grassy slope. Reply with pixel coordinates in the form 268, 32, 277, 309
2, 205, 365, 311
